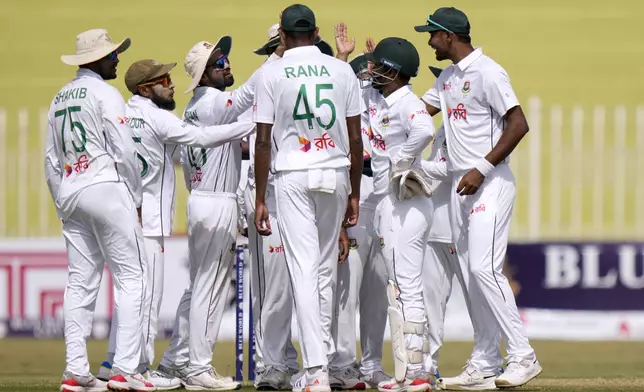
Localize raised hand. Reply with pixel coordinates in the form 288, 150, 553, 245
365, 36, 376, 53
334, 22, 355, 61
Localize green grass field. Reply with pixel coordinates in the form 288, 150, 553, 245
1, 339, 643, 391
1, 0, 643, 240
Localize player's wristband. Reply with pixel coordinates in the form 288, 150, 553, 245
474, 159, 495, 177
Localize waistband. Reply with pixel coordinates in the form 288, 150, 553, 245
190, 190, 237, 199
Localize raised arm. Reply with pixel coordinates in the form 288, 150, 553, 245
158, 110, 255, 148
216, 52, 284, 124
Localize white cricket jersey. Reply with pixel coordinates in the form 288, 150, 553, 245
363, 85, 435, 196
44, 68, 142, 221
254, 45, 362, 172
182, 55, 280, 193
422, 126, 452, 243
421, 48, 520, 172
125, 95, 255, 237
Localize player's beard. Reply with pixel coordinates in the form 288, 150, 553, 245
152, 95, 176, 111
224, 74, 235, 87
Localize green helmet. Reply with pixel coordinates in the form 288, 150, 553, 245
369, 37, 420, 79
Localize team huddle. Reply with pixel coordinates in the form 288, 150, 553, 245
46, 4, 543, 392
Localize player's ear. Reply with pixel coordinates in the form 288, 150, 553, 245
199, 71, 209, 87
136, 85, 151, 98
278, 28, 287, 45
312, 27, 320, 42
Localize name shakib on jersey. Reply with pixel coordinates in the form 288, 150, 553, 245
54, 87, 87, 104
284, 65, 331, 78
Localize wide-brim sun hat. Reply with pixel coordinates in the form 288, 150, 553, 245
184, 36, 232, 94
61, 29, 130, 66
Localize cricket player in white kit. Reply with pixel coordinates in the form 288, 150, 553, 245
240, 28, 301, 390
253, 5, 363, 392
46, 29, 155, 392
327, 48, 390, 390
357, 37, 435, 392
97, 59, 257, 390
416, 7, 542, 389
156, 36, 276, 391
419, 66, 471, 385
420, 123, 460, 381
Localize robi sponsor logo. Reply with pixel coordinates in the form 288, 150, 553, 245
447, 104, 467, 120
268, 245, 284, 254
298, 136, 311, 152
470, 203, 486, 215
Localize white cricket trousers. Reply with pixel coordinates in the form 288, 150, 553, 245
422, 241, 459, 375
274, 169, 349, 370
244, 185, 298, 372
331, 203, 388, 374
451, 164, 535, 367
160, 191, 238, 375
105, 235, 164, 370
62, 182, 145, 376
374, 193, 433, 374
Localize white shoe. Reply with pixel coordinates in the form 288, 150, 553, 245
377, 377, 431, 392
360, 370, 391, 389
292, 368, 331, 392
144, 369, 182, 390
60, 372, 108, 392
437, 362, 498, 390
330, 366, 366, 390
495, 359, 542, 388
184, 368, 241, 391
107, 371, 156, 391
256, 366, 290, 390
156, 363, 189, 381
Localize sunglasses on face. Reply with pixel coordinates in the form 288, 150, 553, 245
207, 55, 230, 70
106, 51, 118, 61
138, 74, 172, 88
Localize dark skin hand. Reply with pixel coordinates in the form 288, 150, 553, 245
456, 106, 529, 195
344, 115, 363, 227
338, 227, 349, 264
254, 123, 273, 236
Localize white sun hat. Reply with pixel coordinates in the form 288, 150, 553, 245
184, 36, 232, 94
254, 24, 280, 55
61, 29, 131, 66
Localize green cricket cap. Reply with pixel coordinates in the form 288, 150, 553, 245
281, 4, 316, 33
414, 7, 470, 35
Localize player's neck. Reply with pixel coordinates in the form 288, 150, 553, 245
450, 44, 475, 64
380, 81, 405, 98
285, 39, 314, 50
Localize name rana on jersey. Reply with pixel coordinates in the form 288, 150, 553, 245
54, 87, 87, 104
284, 65, 330, 79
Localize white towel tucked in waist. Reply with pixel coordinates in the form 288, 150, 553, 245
309, 169, 336, 193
